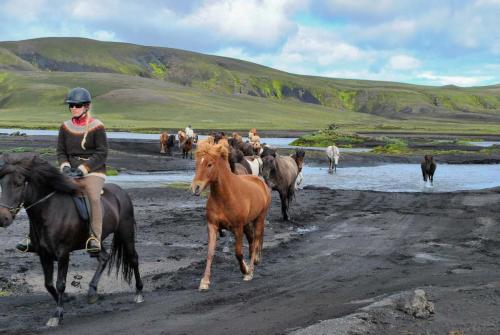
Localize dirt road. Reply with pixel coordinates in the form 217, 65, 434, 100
1, 134, 500, 334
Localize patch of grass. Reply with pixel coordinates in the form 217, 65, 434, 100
5, 147, 33, 153
165, 182, 191, 190
291, 125, 365, 147
372, 138, 409, 154
0, 289, 10, 297
106, 167, 119, 176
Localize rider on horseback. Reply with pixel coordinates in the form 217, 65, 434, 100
16, 87, 108, 255
185, 124, 194, 139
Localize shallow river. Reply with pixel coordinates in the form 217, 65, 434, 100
109, 163, 500, 193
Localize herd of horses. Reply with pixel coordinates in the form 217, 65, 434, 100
0, 131, 437, 328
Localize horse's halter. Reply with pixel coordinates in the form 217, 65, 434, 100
0, 180, 55, 218
0, 181, 27, 217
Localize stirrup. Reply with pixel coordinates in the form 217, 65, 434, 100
16, 236, 32, 253
85, 236, 101, 254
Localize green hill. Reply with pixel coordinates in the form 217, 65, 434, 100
0, 37, 499, 133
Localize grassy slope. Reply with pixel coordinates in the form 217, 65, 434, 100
0, 37, 499, 133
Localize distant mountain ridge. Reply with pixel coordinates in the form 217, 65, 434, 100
1, 37, 500, 130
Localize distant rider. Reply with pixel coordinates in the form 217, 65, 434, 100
185, 124, 194, 139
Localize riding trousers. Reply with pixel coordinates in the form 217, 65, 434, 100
73, 175, 105, 241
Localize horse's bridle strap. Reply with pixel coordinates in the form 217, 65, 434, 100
0, 181, 27, 215
0, 181, 56, 215
24, 191, 56, 211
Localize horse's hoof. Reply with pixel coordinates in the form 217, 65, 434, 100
243, 273, 254, 281
134, 293, 144, 303
46, 317, 60, 327
87, 293, 98, 304
199, 283, 210, 291
199, 279, 210, 291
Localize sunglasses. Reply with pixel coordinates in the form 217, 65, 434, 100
69, 103, 84, 109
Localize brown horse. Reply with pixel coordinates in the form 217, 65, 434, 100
261, 148, 300, 221
191, 141, 271, 291
181, 137, 194, 159
421, 155, 437, 185
292, 150, 305, 172
159, 131, 175, 155
177, 130, 187, 149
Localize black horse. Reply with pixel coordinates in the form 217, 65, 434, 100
421, 155, 437, 185
0, 153, 143, 327
261, 148, 301, 221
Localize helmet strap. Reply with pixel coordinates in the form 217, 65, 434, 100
71, 106, 89, 120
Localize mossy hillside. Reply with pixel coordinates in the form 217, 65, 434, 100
2, 70, 500, 134
2, 38, 500, 121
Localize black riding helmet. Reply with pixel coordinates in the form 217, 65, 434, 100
65, 87, 91, 104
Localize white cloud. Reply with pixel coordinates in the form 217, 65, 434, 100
68, 0, 120, 19
1, 0, 46, 21
280, 26, 372, 66
416, 71, 493, 86
92, 30, 116, 41
181, 0, 302, 47
388, 55, 421, 70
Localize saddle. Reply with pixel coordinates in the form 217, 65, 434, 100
73, 196, 90, 222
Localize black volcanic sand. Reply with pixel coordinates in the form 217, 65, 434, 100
1, 134, 500, 335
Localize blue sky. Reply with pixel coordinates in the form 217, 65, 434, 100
1, 0, 500, 87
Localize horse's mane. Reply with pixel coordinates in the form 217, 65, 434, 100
195, 141, 229, 161
2, 153, 78, 195
261, 146, 276, 158
293, 149, 305, 159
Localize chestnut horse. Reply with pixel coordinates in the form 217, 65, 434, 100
421, 155, 437, 185
177, 130, 187, 149
191, 141, 271, 291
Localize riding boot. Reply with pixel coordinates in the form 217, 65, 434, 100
16, 235, 34, 253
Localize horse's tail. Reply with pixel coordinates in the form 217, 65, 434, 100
108, 233, 134, 284
108, 191, 137, 285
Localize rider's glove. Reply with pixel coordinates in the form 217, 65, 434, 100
62, 166, 72, 175
67, 168, 84, 178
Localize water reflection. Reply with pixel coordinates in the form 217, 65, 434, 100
467, 141, 500, 147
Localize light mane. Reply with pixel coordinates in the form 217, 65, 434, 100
195, 141, 229, 161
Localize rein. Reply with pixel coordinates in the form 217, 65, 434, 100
0, 181, 56, 216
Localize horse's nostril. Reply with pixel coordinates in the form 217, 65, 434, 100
194, 185, 201, 195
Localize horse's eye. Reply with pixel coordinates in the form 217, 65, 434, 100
207, 163, 213, 168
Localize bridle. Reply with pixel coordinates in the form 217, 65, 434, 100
0, 181, 56, 217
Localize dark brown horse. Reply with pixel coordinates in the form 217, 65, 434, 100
261, 148, 301, 221
0, 153, 143, 327
292, 150, 305, 172
191, 141, 271, 291
159, 132, 175, 155
181, 137, 194, 159
421, 155, 437, 185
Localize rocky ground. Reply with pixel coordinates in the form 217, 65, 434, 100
0, 134, 500, 335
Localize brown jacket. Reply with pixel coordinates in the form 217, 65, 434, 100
56, 119, 108, 175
